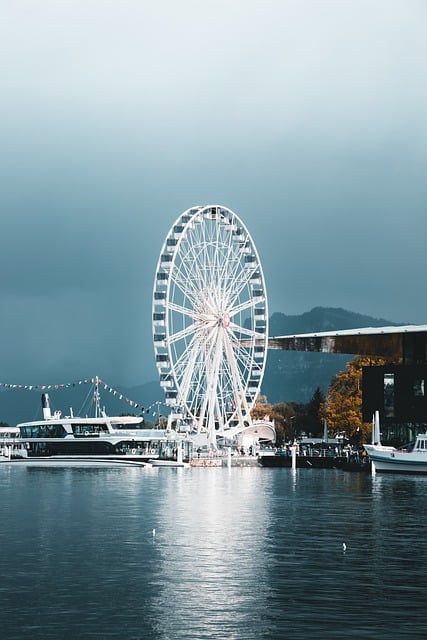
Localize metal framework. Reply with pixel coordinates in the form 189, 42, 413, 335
152, 205, 268, 444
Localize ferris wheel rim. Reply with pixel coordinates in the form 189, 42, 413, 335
152, 205, 268, 437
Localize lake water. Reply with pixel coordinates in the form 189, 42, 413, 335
1, 465, 426, 639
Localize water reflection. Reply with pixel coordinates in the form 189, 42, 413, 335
1, 466, 427, 639
149, 468, 273, 639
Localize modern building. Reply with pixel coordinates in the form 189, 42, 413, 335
268, 324, 427, 445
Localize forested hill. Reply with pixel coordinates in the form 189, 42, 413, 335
262, 307, 398, 404
269, 306, 397, 337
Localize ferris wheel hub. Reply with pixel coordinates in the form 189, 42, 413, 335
222, 312, 230, 328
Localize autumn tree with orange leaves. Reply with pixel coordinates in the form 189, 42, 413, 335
251, 395, 302, 444
321, 355, 387, 442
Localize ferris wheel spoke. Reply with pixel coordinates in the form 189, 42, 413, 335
173, 242, 215, 295
210, 329, 232, 433
180, 241, 215, 287
172, 324, 219, 393
228, 322, 264, 341
222, 334, 250, 421
223, 331, 250, 389
174, 253, 206, 290
229, 339, 254, 367
221, 264, 248, 305
175, 339, 203, 408
167, 322, 198, 346
167, 301, 198, 323
228, 261, 263, 308
172, 335, 201, 382
229, 298, 256, 318
227, 287, 259, 318
226, 341, 256, 386
226, 327, 265, 380
169, 271, 205, 310
202, 330, 224, 435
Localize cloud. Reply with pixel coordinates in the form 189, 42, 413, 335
1, 1, 427, 389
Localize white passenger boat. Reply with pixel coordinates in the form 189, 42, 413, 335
364, 428, 427, 475
0, 393, 193, 467
0, 426, 28, 462
363, 410, 427, 474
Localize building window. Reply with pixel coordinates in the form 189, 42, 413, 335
413, 379, 425, 397
384, 373, 395, 418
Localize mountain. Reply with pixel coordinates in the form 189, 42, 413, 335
0, 307, 398, 424
268, 306, 397, 336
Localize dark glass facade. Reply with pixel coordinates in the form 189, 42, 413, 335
362, 365, 427, 445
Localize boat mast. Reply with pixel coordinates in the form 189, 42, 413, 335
94, 375, 101, 418
372, 410, 381, 445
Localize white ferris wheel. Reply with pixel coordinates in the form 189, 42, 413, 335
152, 205, 269, 444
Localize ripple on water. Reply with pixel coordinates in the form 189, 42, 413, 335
1, 467, 427, 639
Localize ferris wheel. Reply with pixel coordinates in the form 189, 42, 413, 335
152, 205, 268, 444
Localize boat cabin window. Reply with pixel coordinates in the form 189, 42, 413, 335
115, 441, 161, 455
72, 424, 108, 437
0, 430, 19, 438
20, 424, 67, 438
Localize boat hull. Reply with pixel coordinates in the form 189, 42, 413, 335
370, 457, 427, 474
0, 455, 150, 467
364, 445, 427, 474
259, 454, 344, 469
149, 459, 190, 468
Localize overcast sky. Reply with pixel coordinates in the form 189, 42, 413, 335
1, 0, 426, 391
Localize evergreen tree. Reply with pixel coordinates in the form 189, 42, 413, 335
303, 387, 325, 436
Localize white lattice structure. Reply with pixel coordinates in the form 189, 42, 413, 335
152, 205, 270, 445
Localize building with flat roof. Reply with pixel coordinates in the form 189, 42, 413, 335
268, 325, 427, 445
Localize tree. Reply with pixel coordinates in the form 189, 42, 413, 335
298, 387, 325, 437
250, 395, 272, 421
251, 396, 297, 445
269, 402, 299, 444
321, 355, 386, 443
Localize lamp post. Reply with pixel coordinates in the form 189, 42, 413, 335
291, 416, 296, 441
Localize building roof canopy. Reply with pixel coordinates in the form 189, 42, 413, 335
268, 325, 427, 364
